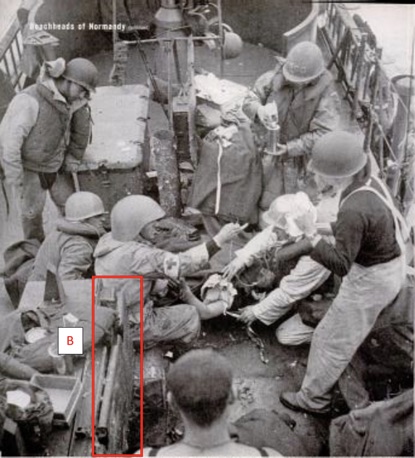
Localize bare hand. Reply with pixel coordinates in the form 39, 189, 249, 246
222, 257, 246, 280
293, 208, 317, 237
65, 154, 81, 171
238, 305, 257, 325
177, 278, 194, 303
274, 143, 288, 156
214, 222, 249, 247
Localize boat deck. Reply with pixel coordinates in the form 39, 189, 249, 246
0, 36, 407, 455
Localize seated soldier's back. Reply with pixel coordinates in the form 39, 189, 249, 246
143, 441, 282, 456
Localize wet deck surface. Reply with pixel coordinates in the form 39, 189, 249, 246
0, 39, 362, 454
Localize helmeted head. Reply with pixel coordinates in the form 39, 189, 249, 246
62, 58, 98, 93
110, 195, 166, 242
309, 131, 367, 178
167, 349, 233, 427
283, 41, 325, 84
262, 192, 317, 237
65, 192, 106, 221
222, 31, 243, 59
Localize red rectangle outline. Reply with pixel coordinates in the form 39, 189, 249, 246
91, 275, 144, 457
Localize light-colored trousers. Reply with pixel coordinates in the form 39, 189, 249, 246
297, 255, 406, 411
276, 313, 314, 345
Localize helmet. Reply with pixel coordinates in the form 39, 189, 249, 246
111, 195, 166, 242
262, 192, 316, 237
63, 58, 98, 92
283, 41, 325, 84
65, 192, 106, 221
223, 32, 243, 59
309, 131, 367, 178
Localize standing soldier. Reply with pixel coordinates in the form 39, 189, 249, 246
0, 57, 98, 241
243, 41, 340, 210
279, 132, 408, 415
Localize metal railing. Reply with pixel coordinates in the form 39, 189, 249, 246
0, 17, 25, 91
319, 3, 413, 209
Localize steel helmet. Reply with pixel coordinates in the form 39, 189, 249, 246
65, 192, 106, 221
63, 58, 98, 92
223, 32, 243, 59
111, 195, 166, 242
283, 41, 325, 84
309, 131, 367, 178
262, 192, 316, 237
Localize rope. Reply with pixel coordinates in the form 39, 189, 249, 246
247, 325, 269, 364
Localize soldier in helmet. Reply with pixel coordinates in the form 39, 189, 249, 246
0, 57, 98, 242
243, 41, 340, 210
2, 192, 106, 305
29, 191, 107, 282
94, 195, 245, 349
279, 131, 408, 415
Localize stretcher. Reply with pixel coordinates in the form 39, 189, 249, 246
13, 278, 136, 456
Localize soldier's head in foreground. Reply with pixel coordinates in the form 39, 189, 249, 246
166, 349, 233, 427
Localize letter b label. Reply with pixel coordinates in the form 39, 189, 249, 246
58, 328, 83, 355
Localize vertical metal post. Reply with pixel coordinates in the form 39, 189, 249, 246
167, 32, 173, 128
186, 36, 197, 166
398, 28, 415, 211
112, 0, 117, 47
364, 59, 379, 154
353, 33, 367, 117
218, 0, 224, 78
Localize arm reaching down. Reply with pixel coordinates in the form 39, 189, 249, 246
179, 279, 228, 320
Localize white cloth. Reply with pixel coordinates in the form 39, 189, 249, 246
234, 225, 280, 266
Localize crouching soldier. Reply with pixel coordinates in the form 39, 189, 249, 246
29, 191, 107, 281
3, 191, 107, 306
94, 195, 245, 349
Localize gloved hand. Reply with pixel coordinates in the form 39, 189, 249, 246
213, 222, 248, 247
222, 256, 246, 280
